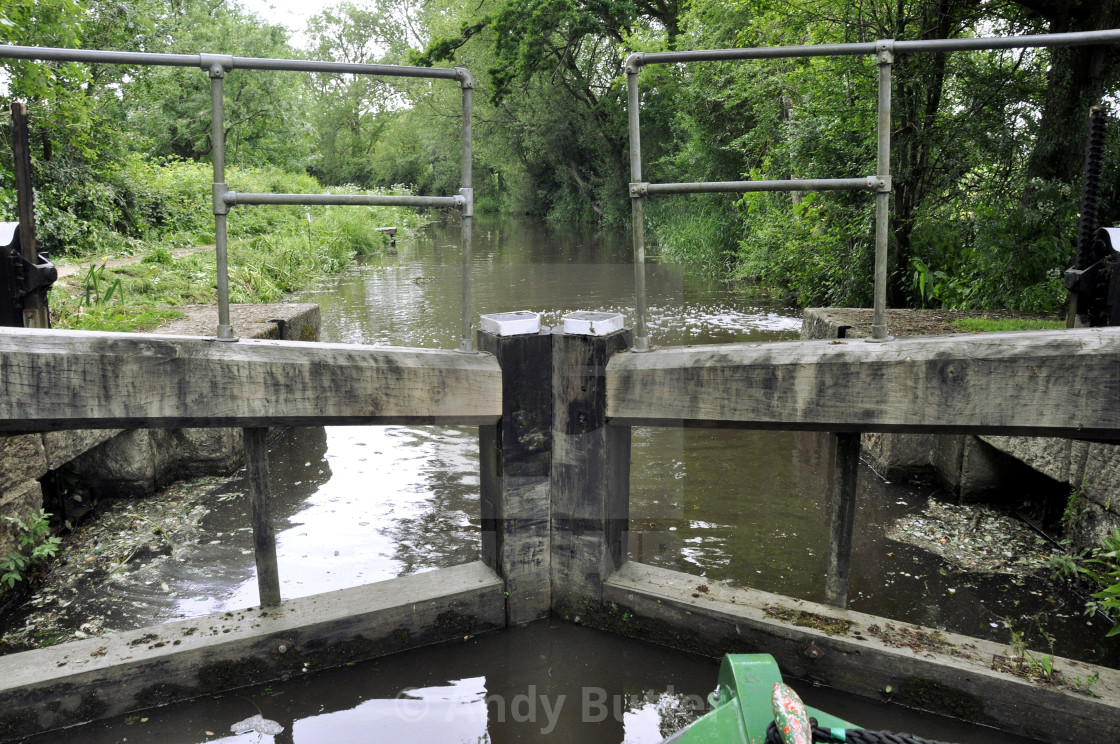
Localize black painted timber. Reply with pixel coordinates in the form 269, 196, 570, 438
478, 329, 553, 624
550, 328, 633, 610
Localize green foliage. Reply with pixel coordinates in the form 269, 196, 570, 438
48, 163, 421, 332
410, 0, 685, 225
0, 510, 62, 590
142, 246, 174, 265
1061, 483, 1089, 533
0, 0, 83, 98
123, 1, 312, 168
1007, 628, 1055, 680
628, 0, 1103, 311
5, 0, 1115, 314
82, 263, 124, 307
305, 2, 408, 187
734, 190, 876, 306
647, 194, 742, 275
1048, 528, 1120, 638
1084, 529, 1120, 638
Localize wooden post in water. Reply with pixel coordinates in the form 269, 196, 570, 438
244, 427, 281, 607
478, 325, 553, 624
824, 432, 860, 608
550, 324, 633, 614
10, 102, 49, 329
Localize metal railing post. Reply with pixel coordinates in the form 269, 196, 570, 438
458, 70, 475, 353
626, 56, 650, 353
204, 54, 237, 341
870, 41, 894, 342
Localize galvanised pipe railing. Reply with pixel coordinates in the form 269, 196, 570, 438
0, 45, 477, 350
625, 29, 1120, 350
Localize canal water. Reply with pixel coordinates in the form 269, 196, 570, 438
7, 215, 1113, 741
20, 621, 1042, 744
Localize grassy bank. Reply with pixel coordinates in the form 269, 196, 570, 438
46, 162, 424, 332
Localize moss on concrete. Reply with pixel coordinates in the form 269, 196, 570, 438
763, 605, 855, 636
554, 597, 749, 658
197, 656, 273, 691
898, 677, 985, 721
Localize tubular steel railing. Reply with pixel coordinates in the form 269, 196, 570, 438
624, 29, 1120, 351
0, 45, 477, 351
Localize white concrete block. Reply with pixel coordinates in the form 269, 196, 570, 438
562, 311, 625, 336
479, 311, 541, 336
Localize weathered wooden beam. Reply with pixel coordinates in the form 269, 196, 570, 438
0, 561, 504, 739
607, 328, 1120, 437
551, 328, 633, 611
601, 562, 1120, 744
823, 432, 859, 608
244, 427, 281, 607
0, 328, 501, 430
478, 329, 553, 625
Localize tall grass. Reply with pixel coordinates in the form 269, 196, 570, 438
645, 194, 742, 275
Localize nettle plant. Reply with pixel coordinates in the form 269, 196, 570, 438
1050, 526, 1120, 638
0, 510, 62, 590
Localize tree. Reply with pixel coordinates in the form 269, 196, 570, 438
1013, 0, 1120, 187
306, 2, 406, 186
123, 0, 312, 169
649, 0, 1089, 310
412, 0, 685, 222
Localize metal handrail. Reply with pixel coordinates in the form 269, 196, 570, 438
0, 45, 478, 351
624, 29, 1120, 350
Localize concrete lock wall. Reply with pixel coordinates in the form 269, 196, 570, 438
0, 304, 320, 555
802, 308, 1120, 550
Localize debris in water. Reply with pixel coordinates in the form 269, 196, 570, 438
230, 714, 283, 735
0, 475, 238, 653
886, 499, 1054, 575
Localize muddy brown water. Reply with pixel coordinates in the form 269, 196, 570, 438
6, 216, 1115, 741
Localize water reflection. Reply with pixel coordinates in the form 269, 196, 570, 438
294, 677, 488, 743
27, 623, 724, 744
630, 428, 831, 602
202, 422, 482, 613
28, 621, 1045, 744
